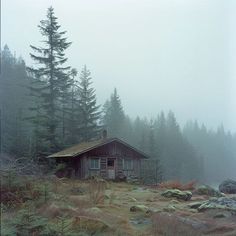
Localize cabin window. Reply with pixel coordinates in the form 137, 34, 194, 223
90, 158, 100, 169
123, 159, 133, 170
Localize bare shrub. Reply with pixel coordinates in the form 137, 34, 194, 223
0, 154, 45, 176
87, 178, 106, 205
158, 180, 197, 191
151, 213, 202, 236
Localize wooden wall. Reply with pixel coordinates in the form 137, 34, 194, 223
71, 141, 145, 179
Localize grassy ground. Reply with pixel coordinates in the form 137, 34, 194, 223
1, 174, 236, 235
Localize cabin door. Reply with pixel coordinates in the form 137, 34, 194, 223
107, 158, 115, 179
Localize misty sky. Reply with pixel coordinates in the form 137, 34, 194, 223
2, 0, 236, 132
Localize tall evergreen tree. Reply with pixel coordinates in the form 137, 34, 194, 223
28, 7, 72, 154
77, 65, 101, 142
102, 88, 125, 138
66, 68, 80, 145
148, 120, 157, 159
166, 111, 185, 179
0, 45, 32, 157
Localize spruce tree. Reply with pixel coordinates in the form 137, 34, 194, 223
66, 68, 80, 145
28, 7, 72, 153
77, 65, 101, 142
102, 88, 125, 138
148, 120, 156, 159
0, 45, 31, 156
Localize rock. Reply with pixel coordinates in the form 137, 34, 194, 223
163, 205, 176, 212
196, 185, 224, 197
198, 197, 236, 212
188, 201, 207, 209
127, 175, 140, 184
219, 179, 236, 194
130, 205, 150, 213
132, 187, 145, 192
161, 189, 192, 201
129, 217, 151, 225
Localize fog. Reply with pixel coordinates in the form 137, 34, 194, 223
2, 0, 236, 132
2, 3, 236, 234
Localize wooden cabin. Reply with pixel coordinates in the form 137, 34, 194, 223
48, 137, 149, 180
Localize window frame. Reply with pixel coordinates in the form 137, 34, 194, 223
89, 158, 100, 170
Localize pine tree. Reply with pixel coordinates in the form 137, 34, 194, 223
66, 68, 80, 145
164, 111, 184, 179
77, 65, 101, 142
28, 7, 72, 154
154, 111, 166, 158
59, 68, 74, 146
148, 120, 156, 159
102, 88, 125, 138
0, 45, 32, 156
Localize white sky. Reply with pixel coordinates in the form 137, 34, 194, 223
2, 0, 236, 132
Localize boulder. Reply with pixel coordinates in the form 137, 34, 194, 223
196, 185, 224, 197
161, 189, 192, 201
198, 197, 236, 212
130, 205, 150, 213
219, 179, 236, 194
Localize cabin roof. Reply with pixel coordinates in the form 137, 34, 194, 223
48, 138, 149, 159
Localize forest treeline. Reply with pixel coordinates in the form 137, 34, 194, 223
1, 7, 235, 183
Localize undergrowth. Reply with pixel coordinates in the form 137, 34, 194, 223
157, 180, 197, 190
151, 212, 202, 236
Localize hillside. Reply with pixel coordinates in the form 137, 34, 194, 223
1, 175, 236, 236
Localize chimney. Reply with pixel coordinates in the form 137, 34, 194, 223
102, 129, 108, 140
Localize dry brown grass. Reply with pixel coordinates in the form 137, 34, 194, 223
68, 195, 91, 208
88, 178, 107, 205
151, 212, 202, 236
158, 180, 197, 191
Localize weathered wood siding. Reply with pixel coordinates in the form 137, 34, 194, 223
100, 157, 107, 178
72, 140, 145, 179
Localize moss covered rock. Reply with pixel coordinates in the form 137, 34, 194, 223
161, 189, 192, 201
196, 185, 224, 197
198, 197, 236, 212
130, 205, 150, 213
